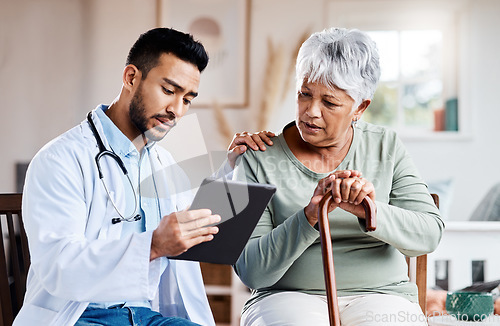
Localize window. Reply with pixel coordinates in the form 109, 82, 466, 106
365, 29, 448, 132
327, 0, 465, 138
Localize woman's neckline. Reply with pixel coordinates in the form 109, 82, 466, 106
281, 122, 357, 174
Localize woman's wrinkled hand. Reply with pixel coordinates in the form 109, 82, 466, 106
304, 170, 376, 226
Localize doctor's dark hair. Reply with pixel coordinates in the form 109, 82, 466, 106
126, 27, 209, 79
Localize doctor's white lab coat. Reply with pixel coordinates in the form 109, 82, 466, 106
13, 109, 215, 326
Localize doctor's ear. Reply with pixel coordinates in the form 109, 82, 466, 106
123, 65, 141, 89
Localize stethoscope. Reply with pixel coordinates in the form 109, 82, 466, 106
87, 111, 141, 224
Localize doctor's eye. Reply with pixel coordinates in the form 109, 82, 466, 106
162, 87, 174, 95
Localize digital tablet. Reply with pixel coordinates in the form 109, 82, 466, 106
169, 177, 276, 265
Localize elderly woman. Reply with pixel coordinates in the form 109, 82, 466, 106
234, 27, 444, 326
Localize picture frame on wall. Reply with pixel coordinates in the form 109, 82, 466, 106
157, 0, 250, 108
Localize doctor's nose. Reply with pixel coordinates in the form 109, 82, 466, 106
166, 97, 186, 119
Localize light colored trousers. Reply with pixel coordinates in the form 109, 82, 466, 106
241, 291, 428, 326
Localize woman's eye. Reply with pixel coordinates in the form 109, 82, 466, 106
183, 98, 192, 106
298, 91, 311, 98
323, 100, 339, 108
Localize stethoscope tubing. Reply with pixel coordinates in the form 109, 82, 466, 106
86, 111, 141, 224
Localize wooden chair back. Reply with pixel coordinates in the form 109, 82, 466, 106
0, 193, 29, 326
318, 193, 439, 325
406, 194, 439, 314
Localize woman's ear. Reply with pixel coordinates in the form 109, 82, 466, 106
354, 99, 371, 120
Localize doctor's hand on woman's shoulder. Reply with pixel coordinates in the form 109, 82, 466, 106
150, 209, 221, 260
227, 130, 275, 168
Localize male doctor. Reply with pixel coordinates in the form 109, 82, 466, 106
14, 28, 273, 326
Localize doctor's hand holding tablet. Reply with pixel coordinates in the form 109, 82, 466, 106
150, 209, 221, 260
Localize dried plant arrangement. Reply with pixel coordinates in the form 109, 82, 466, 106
281, 30, 311, 102
258, 37, 286, 131
211, 30, 311, 144
212, 100, 234, 146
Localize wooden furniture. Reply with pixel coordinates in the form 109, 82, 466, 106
0, 193, 29, 326
318, 193, 439, 325
200, 263, 250, 326
407, 254, 428, 313
406, 193, 439, 314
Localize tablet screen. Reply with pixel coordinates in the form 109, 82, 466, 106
170, 177, 276, 264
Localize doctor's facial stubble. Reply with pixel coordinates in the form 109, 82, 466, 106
129, 81, 177, 143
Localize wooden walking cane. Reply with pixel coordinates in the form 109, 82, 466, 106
318, 193, 377, 326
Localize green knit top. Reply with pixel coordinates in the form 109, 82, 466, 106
234, 121, 444, 312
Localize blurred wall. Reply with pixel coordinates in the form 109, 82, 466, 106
0, 0, 85, 190
1, 0, 499, 220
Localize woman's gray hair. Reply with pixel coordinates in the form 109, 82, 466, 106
296, 27, 381, 108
